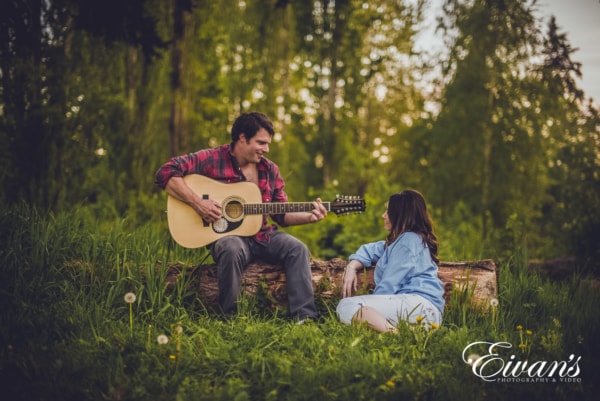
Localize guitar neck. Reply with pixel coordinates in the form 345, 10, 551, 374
244, 202, 330, 215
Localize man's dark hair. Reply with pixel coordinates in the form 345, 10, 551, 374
231, 112, 275, 144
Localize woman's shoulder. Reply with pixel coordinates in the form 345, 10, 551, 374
393, 232, 426, 251
397, 231, 422, 243
358, 240, 386, 252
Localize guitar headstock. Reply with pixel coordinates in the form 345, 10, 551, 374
330, 195, 366, 216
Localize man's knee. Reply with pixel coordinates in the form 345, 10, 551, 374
284, 235, 310, 259
212, 236, 251, 262
267, 232, 310, 263
212, 236, 245, 253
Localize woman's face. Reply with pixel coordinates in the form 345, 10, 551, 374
382, 204, 392, 232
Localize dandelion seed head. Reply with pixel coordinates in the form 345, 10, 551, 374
124, 292, 136, 304
490, 298, 499, 307
157, 334, 169, 345
467, 354, 482, 367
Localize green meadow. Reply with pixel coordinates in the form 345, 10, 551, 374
1, 205, 598, 401
3, 1, 600, 399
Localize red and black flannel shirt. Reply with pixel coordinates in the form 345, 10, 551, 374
154, 143, 288, 245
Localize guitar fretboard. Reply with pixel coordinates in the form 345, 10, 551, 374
243, 202, 331, 215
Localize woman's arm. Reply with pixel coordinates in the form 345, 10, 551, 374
348, 240, 385, 268
341, 260, 364, 297
342, 241, 385, 297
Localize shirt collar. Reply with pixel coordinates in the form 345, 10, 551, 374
227, 142, 271, 172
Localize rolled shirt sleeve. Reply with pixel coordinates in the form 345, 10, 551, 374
348, 240, 386, 268
154, 149, 217, 189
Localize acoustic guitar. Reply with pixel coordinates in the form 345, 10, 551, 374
167, 174, 366, 248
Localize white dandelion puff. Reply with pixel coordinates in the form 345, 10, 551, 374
467, 354, 482, 367
157, 334, 169, 345
124, 292, 137, 304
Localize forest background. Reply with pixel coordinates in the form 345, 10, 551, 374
1, 0, 599, 271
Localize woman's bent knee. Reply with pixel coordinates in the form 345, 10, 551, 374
336, 297, 362, 324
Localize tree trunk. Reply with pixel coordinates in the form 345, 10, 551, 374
169, 0, 193, 157
166, 258, 498, 310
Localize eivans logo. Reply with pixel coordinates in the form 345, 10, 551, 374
462, 341, 582, 383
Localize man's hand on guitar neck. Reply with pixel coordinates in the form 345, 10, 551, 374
283, 198, 328, 226
308, 198, 328, 223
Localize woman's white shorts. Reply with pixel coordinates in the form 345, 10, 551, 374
336, 293, 442, 327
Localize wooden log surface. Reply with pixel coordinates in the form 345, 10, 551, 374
167, 258, 498, 310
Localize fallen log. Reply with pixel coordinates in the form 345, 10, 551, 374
166, 258, 498, 310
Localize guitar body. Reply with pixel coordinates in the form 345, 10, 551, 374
166, 174, 366, 248
167, 175, 263, 248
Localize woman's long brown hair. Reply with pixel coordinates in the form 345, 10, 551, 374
385, 190, 439, 264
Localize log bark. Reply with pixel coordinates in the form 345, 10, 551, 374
166, 258, 498, 310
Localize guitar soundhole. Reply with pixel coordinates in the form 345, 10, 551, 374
223, 196, 245, 222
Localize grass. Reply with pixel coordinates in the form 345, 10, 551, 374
0, 205, 598, 400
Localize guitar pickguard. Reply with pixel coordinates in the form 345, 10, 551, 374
211, 217, 243, 234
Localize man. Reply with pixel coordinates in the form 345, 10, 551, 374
155, 112, 327, 321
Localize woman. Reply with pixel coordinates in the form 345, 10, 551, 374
337, 190, 444, 333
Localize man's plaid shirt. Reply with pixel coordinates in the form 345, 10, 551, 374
155, 143, 289, 245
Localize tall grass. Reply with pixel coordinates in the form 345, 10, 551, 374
0, 205, 598, 400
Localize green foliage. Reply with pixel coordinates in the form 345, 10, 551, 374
1, 0, 599, 272
286, 182, 387, 258
1, 205, 598, 401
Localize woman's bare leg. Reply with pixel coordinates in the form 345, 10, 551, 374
352, 306, 398, 333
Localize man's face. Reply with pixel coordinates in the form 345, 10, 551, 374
239, 128, 271, 164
